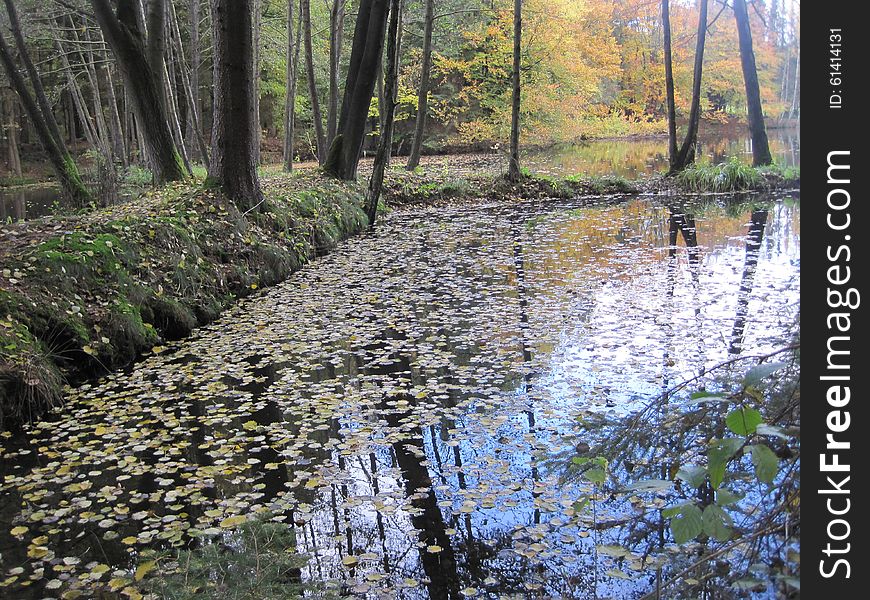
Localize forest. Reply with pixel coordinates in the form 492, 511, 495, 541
1, 1, 799, 599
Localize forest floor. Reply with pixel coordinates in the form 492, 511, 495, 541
0, 154, 799, 430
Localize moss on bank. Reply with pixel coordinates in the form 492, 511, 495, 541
0, 172, 367, 430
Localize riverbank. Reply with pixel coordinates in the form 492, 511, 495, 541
0, 172, 368, 429
0, 158, 799, 430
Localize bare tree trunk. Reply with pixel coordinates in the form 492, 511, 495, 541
252, 0, 262, 164
302, 0, 327, 163
662, 0, 677, 168
406, 0, 435, 171
367, 0, 401, 226
168, 0, 209, 168
323, 0, 390, 181
90, 0, 187, 183
670, 0, 708, 173
284, 0, 303, 171
185, 0, 202, 159
208, 0, 263, 212
3, 91, 22, 177
102, 61, 128, 166
788, 42, 799, 119
507, 0, 522, 182
733, 0, 772, 166
327, 0, 346, 144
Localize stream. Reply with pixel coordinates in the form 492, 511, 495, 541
0, 191, 800, 598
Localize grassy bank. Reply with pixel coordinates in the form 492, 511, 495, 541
0, 171, 367, 430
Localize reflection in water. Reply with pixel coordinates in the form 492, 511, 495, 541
728, 209, 770, 355
526, 128, 800, 178
0, 186, 61, 221
0, 194, 799, 599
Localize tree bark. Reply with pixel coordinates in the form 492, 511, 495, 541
208, 0, 263, 212
323, 0, 390, 181
733, 0, 772, 166
185, 0, 202, 159
367, 0, 401, 227
662, 0, 677, 168
405, 0, 434, 171
252, 0, 262, 164
284, 0, 303, 171
0, 30, 91, 205
302, 0, 327, 163
90, 0, 187, 184
3, 91, 22, 177
327, 0, 346, 144
507, 0, 522, 182
670, 0, 707, 173
168, 0, 209, 168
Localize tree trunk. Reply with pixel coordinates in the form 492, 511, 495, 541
405, 0, 434, 171
662, 0, 677, 168
788, 42, 799, 119
252, 0, 262, 164
3, 91, 22, 177
208, 0, 263, 212
733, 0, 772, 166
670, 0, 708, 173
327, 0, 346, 144
507, 0, 522, 182
323, 0, 390, 181
103, 62, 128, 166
2, 0, 66, 150
302, 0, 327, 163
284, 0, 303, 171
169, 0, 209, 168
90, 0, 187, 184
367, 0, 401, 227
185, 0, 202, 160
0, 30, 91, 205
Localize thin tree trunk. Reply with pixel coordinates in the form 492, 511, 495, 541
169, 0, 210, 168
406, 0, 435, 171
327, 0, 346, 144
0, 31, 91, 204
662, 0, 677, 168
209, 0, 263, 212
284, 0, 303, 171
733, 0, 772, 166
367, 0, 401, 226
788, 42, 799, 119
302, 0, 327, 163
3, 91, 22, 177
90, 0, 187, 184
252, 0, 262, 164
670, 0, 708, 173
186, 0, 202, 159
2, 0, 65, 150
103, 61, 128, 166
507, 0, 522, 182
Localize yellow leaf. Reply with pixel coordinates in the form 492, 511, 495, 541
219, 515, 247, 529
10, 526, 28, 536
134, 560, 156, 582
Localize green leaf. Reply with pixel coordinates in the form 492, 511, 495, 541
668, 503, 703, 544
702, 504, 733, 542
715, 488, 743, 506
623, 479, 672, 493
707, 438, 742, 489
749, 444, 779, 484
725, 407, 763, 436
743, 362, 787, 386
584, 467, 607, 485
675, 465, 706, 489
689, 391, 728, 404
756, 424, 789, 440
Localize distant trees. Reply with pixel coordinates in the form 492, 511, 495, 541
90, 0, 188, 184
208, 0, 263, 212
0, 0, 91, 204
